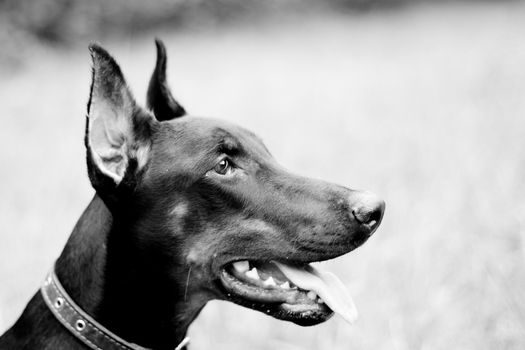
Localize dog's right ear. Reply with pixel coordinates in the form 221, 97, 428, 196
86, 44, 154, 196
147, 39, 186, 121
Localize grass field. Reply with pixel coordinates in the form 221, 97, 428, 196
1, 2, 525, 349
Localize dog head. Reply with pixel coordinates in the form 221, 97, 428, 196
86, 40, 385, 333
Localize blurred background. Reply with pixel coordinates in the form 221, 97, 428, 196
1, 0, 525, 349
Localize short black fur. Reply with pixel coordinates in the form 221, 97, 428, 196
0, 40, 385, 350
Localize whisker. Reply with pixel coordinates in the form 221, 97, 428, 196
184, 266, 192, 302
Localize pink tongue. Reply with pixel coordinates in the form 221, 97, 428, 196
274, 262, 358, 324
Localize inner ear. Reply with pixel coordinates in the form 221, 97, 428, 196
87, 44, 153, 188
89, 98, 132, 183
147, 39, 186, 121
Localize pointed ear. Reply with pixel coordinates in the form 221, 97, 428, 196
86, 44, 154, 192
147, 39, 186, 121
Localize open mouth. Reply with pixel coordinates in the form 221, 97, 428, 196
219, 260, 357, 326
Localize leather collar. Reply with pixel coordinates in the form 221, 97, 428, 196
41, 268, 190, 350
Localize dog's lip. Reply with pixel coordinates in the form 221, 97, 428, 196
219, 259, 359, 324
217, 266, 334, 326
219, 260, 330, 305
220, 269, 308, 304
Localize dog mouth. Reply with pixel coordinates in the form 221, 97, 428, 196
219, 260, 357, 326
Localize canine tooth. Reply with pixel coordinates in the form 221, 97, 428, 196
317, 298, 324, 304
263, 276, 276, 287
280, 281, 291, 289
307, 291, 317, 300
245, 268, 260, 280
233, 261, 249, 273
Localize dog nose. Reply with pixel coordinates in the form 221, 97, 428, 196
350, 191, 385, 232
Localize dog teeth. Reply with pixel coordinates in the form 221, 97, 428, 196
317, 298, 324, 304
245, 267, 260, 280
233, 261, 249, 273
280, 281, 291, 289
263, 276, 277, 287
307, 291, 317, 300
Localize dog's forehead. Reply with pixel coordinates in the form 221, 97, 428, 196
146, 116, 271, 180
160, 116, 268, 156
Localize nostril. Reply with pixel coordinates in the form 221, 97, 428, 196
352, 208, 376, 225
352, 207, 382, 229
367, 208, 382, 226
350, 193, 385, 229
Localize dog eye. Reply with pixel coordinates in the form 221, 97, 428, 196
214, 159, 233, 175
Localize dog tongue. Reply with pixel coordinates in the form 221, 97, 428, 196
274, 262, 358, 324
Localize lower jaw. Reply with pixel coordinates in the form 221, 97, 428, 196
277, 303, 334, 326
227, 295, 334, 326
219, 269, 334, 325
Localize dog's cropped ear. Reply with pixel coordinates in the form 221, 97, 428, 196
147, 39, 186, 121
86, 44, 154, 193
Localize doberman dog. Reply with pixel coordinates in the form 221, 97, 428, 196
0, 40, 385, 350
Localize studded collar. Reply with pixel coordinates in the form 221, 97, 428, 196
41, 268, 190, 350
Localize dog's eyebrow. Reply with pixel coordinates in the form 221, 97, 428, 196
217, 137, 242, 156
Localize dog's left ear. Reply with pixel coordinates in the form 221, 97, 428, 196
147, 39, 186, 121
86, 44, 154, 194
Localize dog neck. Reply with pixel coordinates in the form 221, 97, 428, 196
55, 194, 198, 350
